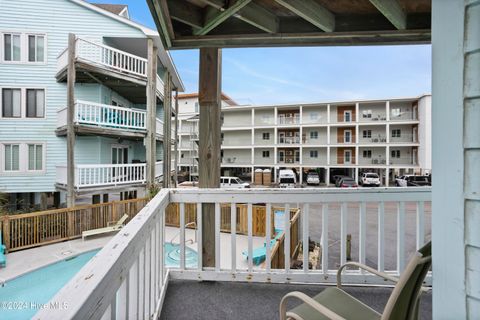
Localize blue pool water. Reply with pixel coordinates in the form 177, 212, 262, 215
0, 250, 100, 320
0, 244, 198, 319
164, 243, 198, 268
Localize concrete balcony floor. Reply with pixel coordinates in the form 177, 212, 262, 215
160, 280, 432, 320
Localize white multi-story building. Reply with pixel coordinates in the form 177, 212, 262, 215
177, 94, 431, 186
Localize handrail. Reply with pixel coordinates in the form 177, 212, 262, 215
77, 37, 148, 63
35, 190, 170, 320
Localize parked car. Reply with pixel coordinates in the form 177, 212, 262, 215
360, 172, 381, 187
338, 177, 358, 188
334, 175, 348, 187
306, 172, 320, 185
395, 175, 411, 187
220, 177, 250, 189
405, 175, 431, 187
395, 175, 431, 187
278, 169, 297, 188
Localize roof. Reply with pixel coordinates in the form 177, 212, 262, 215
91, 3, 128, 16
147, 0, 431, 49
177, 92, 238, 106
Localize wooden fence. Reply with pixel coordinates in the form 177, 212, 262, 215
0, 198, 148, 252
165, 203, 278, 237
268, 208, 301, 269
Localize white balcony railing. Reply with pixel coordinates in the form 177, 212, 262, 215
278, 114, 300, 125
37, 188, 431, 320
56, 161, 172, 189
278, 136, 300, 144
57, 37, 165, 95
75, 163, 146, 189
57, 101, 168, 136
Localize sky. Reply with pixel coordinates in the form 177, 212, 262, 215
91, 0, 432, 105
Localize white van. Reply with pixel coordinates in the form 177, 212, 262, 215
278, 169, 297, 188
220, 176, 250, 189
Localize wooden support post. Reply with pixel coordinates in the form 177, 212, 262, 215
163, 71, 172, 188
199, 47, 222, 268
146, 39, 158, 187
173, 88, 179, 187
66, 33, 76, 208
1, 216, 10, 252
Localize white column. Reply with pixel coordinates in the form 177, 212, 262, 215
327, 104, 331, 123
251, 108, 255, 126
385, 168, 389, 187
355, 102, 359, 122
327, 146, 331, 166
299, 167, 303, 184
274, 107, 278, 125
386, 101, 390, 121
354, 167, 359, 182
386, 123, 390, 143
325, 168, 330, 186
432, 2, 471, 317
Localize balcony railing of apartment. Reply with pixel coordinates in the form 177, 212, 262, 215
359, 135, 387, 143
278, 136, 301, 144
358, 158, 388, 165
56, 161, 169, 189
57, 101, 166, 137
389, 113, 418, 121
359, 114, 387, 122
389, 134, 418, 143
278, 114, 300, 125
57, 38, 164, 93
37, 188, 431, 320
330, 156, 356, 165
222, 158, 251, 165
389, 157, 418, 166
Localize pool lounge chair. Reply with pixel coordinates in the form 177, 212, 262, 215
82, 214, 129, 240
0, 231, 6, 268
280, 241, 431, 320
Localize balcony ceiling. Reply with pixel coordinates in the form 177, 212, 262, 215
147, 0, 431, 49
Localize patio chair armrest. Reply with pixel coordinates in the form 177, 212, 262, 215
280, 291, 346, 320
336, 262, 399, 289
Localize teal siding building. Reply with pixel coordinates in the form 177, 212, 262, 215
0, 0, 183, 210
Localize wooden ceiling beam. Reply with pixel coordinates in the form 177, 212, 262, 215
274, 0, 335, 32
369, 0, 407, 30
194, 0, 253, 36
196, 0, 277, 33
236, 2, 278, 33
147, 0, 173, 47
168, 0, 203, 29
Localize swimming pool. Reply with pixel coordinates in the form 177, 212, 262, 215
0, 250, 100, 320
0, 243, 198, 319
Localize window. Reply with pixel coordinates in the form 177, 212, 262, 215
309, 112, 319, 121
28, 35, 45, 62
310, 131, 318, 139
3, 33, 21, 61
363, 150, 372, 158
262, 150, 270, 158
2, 88, 21, 117
391, 150, 401, 158
363, 130, 372, 138
26, 89, 45, 118
310, 150, 318, 158
362, 110, 372, 118
4, 144, 20, 171
392, 129, 401, 138
262, 132, 270, 140
28, 144, 43, 171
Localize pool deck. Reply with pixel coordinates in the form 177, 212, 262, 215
0, 226, 264, 281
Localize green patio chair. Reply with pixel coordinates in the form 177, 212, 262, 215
280, 241, 431, 320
